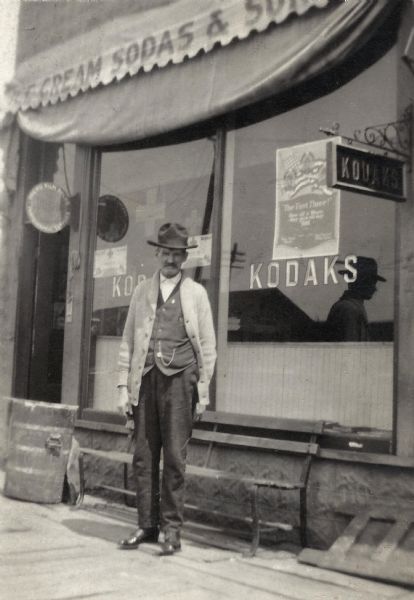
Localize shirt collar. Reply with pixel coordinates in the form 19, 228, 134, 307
160, 272, 182, 287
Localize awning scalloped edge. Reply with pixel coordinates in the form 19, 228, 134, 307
6, 0, 330, 112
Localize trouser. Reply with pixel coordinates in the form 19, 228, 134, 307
132, 363, 198, 532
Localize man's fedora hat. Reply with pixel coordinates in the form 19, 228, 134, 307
338, 256, 386, 282
147, 222, 198, 250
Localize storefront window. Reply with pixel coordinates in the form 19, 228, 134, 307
86, 138, 215, 411
220, 50, 397, 431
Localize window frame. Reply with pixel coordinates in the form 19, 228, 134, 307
70, 127, 225, 423
60, 125, 402, 457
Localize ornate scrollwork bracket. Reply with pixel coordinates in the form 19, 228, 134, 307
320, 105, 412, 162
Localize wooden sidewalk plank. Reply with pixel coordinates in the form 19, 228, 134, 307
328, 512, 370, 557
299, 504, 414, 586
371, 520, 411, 562
300, 548, 414, 586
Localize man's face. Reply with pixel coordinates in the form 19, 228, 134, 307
359, 280, 378, 300
350, 276, 378, 300
157, 247, 187, 278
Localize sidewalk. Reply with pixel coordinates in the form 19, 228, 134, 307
1, 471, 413, 600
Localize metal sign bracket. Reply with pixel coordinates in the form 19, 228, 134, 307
320, 105, 412, 163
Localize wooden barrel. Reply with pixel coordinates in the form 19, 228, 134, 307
4, 398, 77, 503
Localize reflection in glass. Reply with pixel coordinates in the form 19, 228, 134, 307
221, 49, 396, 430
326, 256, 387, 342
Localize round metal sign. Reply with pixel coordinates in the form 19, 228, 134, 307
26, 183, 71, 233
97, 195, 129, 243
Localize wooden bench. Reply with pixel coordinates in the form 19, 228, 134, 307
77, 411, 323, 555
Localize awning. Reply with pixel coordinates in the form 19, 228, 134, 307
11, 0, 398, 145
8, 0, 329, 111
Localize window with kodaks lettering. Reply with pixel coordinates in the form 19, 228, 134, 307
87, 138, 215, 411
220, 48, 396, 434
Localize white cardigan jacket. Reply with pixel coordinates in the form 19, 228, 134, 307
118, 271, 217, 407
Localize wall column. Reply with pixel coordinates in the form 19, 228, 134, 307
0, 116, 19, 462
395, 0, 414, 456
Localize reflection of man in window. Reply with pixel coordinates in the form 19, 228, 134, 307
326, 256, 386, 342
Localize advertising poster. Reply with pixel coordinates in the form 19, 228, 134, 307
93, 246, 127, 279
182, 233, 212, 269
273, 139, 340, 260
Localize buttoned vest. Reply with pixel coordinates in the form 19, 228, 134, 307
145, 283, 196, 376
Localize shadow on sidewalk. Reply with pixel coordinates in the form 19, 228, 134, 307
61, 518, 132, 544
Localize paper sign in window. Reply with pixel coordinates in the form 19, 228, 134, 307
93, 246, 127, 278
183, 234, 212, 269
273, 139, 340, 260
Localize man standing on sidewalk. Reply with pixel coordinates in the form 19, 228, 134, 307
117, 222, 216, 556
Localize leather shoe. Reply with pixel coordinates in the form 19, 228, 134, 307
159, 531, 181, 556
118, 527, 159, 549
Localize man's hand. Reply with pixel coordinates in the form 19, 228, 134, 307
118, 386, 134, 430
117, 386, 130, 415
193, 402, 206, 422
125, 415, 135, 431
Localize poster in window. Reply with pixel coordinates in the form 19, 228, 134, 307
182, 233, 212, 269
93, 246, 127, 278
273, 139, 340, 260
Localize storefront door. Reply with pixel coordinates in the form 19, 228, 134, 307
28, 228, 69, 402
13, 141, 75, 403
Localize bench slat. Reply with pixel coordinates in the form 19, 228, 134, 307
186, 463, 303, 489
97, 483, 135, 496
201, 411, 324, 435
80, 448, 133, 464
191, 429, 319, 455
184, 504, 293, 531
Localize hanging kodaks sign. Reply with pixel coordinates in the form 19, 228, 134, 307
26, 182, 71, 233
326, 140, 406, 202
273, 139, 341, 261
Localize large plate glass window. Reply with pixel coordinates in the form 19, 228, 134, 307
220, 49, 397, 436
86, 138, 215, 412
